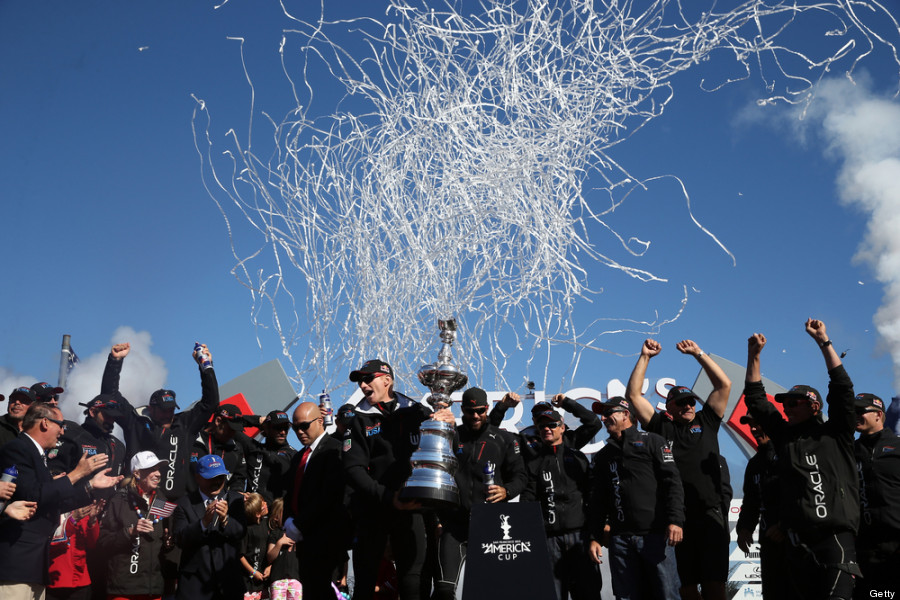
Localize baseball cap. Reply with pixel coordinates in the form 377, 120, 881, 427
196, 454, 230, 479
149, 389, 179, 408
264, 410, 290, 426
855, 393, 885, 412
80, 393, 125, 418
461, 387, 488, 409
9, 387, 37, 404
336, 403, 356, 422
31, 382, 64, 401
593, 396, 632, 416
535, 408, 563, 423
666, 386, 700, 404
130, 450, 168, 473
215, 404, 244, 431
349, 359, 394, 382
774, 385, 821, 406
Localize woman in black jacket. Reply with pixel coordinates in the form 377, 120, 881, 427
100, 451, 173, 600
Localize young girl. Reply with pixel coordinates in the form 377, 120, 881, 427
241, 493, 270, 600
266, 498, 302, 600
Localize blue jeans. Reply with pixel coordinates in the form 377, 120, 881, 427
608, 532, 681, 600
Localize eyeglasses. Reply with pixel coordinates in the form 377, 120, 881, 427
271, 424, 291, 432
462, 407, 487, 415
358, 373, 387, 385
537, 421, 560, 430
292, 419, 320, 432
45, 416, 67, 431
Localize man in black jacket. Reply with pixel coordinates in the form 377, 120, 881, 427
589, 396, 683, 600
523, 406, 599, 600
735, 414, 788, 600
342, 359, 454, 600
852, 392, 900, 599
489, 392, 602, 460
173, 453, 247, 600
101, 342, 220, 501
432, 387, 527, 600
283, 401, 348, 600
625, 338, 732, 600
240, 410, 297, 503
744, 319, 860, 600
50, 394, 127, 485
0, 402, 122, 599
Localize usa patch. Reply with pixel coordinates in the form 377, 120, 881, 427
632, 440, 645, 447
883, 446, 895, 453
82, 445, 98, 456
366, 425, 381, 437
690, 425, 702, 434
662, 446, 675, 463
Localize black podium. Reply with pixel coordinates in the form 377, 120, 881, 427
461, 501, 556, 599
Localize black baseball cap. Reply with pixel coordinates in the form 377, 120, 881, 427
216, 404, 244, 431
349, 359, 394, 382
31, 382, 64, 401
80, 393, 125, 418
265, 410, 290, 426
774, 385, 821, 406
855, 393, 885, 412
666, 386, 700, 404
593, 396, 632, 416
461, 387, 488, 409
9, 387, 37, 404
149, 389, 179, 408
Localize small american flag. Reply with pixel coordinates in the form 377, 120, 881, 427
149, 496, 177, 519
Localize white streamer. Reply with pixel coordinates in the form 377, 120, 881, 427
193, 0, 900, 396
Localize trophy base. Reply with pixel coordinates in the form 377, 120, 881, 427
399, 484, 460, 509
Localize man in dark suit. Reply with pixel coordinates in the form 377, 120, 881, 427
283, 401, 349, 600
0, 402, 123, 599
173, 453, 247, 600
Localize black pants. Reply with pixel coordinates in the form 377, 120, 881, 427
352, 510, 427, 600
787, 529, 858, 600
754, 535, 790, 600
431, 519, 467, 600
545, 530, 602, 600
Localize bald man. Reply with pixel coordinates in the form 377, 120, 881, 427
283, 402, 349, 600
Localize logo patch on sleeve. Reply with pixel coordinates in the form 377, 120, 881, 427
343, 438, 352, 452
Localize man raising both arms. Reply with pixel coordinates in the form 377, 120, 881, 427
625, 338, 731, 600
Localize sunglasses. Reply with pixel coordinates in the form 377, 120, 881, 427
358, 373, 387, 385
271, 424, 291, 432
45, 416, 67, 431
292, 419, 320, 432
462, 407, 487, 415
537, 421, 560, 430
672, 398, 696, 408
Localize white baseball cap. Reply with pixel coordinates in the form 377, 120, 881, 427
130, 451, 168, 473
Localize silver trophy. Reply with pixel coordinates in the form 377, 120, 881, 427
400, 319, 467, 507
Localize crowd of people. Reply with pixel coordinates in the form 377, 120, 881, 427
0, 318, 897, 600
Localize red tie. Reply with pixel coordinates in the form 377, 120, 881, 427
291, 447, 310, 516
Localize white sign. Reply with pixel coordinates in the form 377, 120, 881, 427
729, 563, 762, 583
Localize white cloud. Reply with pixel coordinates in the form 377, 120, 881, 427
0, 368, 39, 403
806, 78, 900, 389
60, 326, 168, 422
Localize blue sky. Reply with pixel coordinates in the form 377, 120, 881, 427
3, 1, 900, 476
